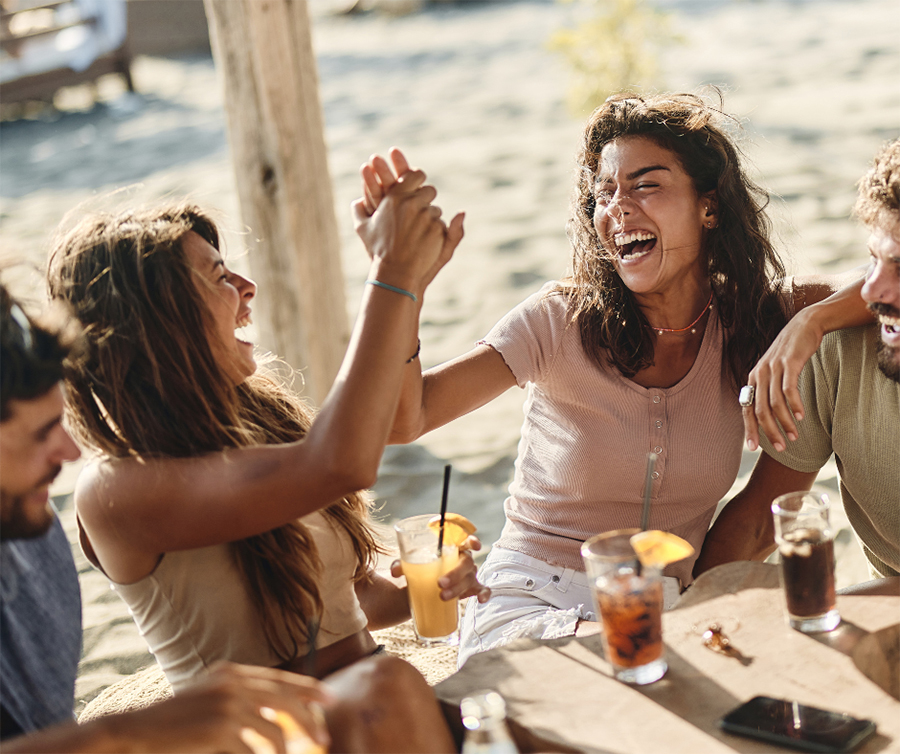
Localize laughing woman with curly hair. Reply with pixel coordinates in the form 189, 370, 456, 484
358, 92, 870, 667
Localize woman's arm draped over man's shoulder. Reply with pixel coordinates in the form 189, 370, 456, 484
742, 270, 871, 452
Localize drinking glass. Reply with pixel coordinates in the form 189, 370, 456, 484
772, 491, 840, 633
394, 514, 460, 646
582, 529, 667, 685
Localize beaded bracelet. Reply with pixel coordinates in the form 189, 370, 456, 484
366, 279, 418, 303
406, 339, 421, 364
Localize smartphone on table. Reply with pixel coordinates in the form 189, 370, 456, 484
719, 695, 876, 753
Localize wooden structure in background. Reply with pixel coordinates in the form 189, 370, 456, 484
0, 0, 133, 104
203, 0, 349, 405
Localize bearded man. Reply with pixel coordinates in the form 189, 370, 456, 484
695, 140, 900, 594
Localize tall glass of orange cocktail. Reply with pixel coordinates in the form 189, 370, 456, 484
395, 514, 460, 645
582, 529, 667, 685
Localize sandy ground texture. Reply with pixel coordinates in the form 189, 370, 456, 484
1, 0, 898, 712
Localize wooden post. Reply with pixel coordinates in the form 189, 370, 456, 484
204, 0, 348, 405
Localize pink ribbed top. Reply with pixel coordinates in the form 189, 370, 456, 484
483, 282, 744, 587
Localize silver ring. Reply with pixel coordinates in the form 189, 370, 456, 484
738, 385, 755, 408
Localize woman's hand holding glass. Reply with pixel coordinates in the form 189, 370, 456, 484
390, 533, 492, 605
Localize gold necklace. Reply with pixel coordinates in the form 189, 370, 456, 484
650, 291, 714, 335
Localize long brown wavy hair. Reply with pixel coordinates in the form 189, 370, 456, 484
47, 202, 382, 662
563, 90, 788, 389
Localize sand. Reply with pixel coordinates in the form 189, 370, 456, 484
1, 0, 897, 713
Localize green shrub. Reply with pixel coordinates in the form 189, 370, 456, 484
548, 0, 682, 116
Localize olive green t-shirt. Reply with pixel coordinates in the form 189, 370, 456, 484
761, 325, 900, 578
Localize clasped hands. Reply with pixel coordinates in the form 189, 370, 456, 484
352, 148, 464, 303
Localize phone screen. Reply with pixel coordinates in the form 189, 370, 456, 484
720, 696, 876, 753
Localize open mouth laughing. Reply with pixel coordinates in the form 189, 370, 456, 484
878, 314, 900, 347
869, 303, 900, 349
613, 230, 658, 261
235, 310, 254, 346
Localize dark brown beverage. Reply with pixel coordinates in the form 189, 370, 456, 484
779, 527, 836, 619
596, 575, 664, 668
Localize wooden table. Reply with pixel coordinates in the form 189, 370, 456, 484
436, 562, 900, 753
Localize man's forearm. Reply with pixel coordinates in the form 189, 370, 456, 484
694, 493, 777, 577
694, 454, 818, 578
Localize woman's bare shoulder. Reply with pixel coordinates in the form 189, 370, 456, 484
74, 455, 145, 512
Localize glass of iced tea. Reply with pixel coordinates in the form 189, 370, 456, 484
581, 529, 667, 685
394, 514, 460, 646
772, 491, 840, 633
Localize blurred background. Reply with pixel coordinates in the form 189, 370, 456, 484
1, 0, 898, 706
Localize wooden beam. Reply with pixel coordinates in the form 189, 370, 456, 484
203, 0, 349, 406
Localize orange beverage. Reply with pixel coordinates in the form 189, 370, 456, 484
395, 514, 461, 645
401, 546, 460, 639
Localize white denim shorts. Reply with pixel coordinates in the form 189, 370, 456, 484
458, 547, 681, 669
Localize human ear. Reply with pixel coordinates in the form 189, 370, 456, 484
701, 191, 718, 229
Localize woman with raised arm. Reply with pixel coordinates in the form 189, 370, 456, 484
48, 173, 484, 753
359, 92, 870, 668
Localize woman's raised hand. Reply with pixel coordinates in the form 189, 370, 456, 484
352, 148, 464, 300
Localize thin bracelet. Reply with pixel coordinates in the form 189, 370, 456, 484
406, 338, 421, 364
366, 279, 418, 303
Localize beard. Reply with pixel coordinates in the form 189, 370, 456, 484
0, 465, 61, 541
875, 337, 900, 383
869, 302, 900, 384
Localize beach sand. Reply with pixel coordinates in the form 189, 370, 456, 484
1, 0, 897, 712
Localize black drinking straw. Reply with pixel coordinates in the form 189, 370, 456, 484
437, 464, 452, 557
640, 452, 658, 532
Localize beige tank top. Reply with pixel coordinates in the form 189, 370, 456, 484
112, 511, 368, 691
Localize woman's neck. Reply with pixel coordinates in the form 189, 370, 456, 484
635, 282, 713, 333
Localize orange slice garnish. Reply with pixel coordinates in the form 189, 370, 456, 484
630, 530, 695, 568
428, 512, 477, 547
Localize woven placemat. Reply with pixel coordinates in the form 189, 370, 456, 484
78, 619, 458, 722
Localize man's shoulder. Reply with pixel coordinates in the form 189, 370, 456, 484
1, 516, 75, 601
813, 324, 879, 379
1, 516, 69, 569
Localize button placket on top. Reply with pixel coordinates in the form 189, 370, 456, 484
648, 392, 667, 496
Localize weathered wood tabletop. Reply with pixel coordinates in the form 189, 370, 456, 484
437, 561, 900, 753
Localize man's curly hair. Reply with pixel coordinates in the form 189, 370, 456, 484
854, 139, 900, 230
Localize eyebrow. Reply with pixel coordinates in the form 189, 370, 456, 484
211, 259, 225, 272
627, 165, 670, 180
868, 246, 900, 264
597, 165, 671, 183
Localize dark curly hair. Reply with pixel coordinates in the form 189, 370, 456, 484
561, 90, 788, 389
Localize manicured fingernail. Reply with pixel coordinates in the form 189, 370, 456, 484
794, 412, 803, 422
747, 439, 757, 451
774, 443, 785, 452
787, 433, 797, 442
